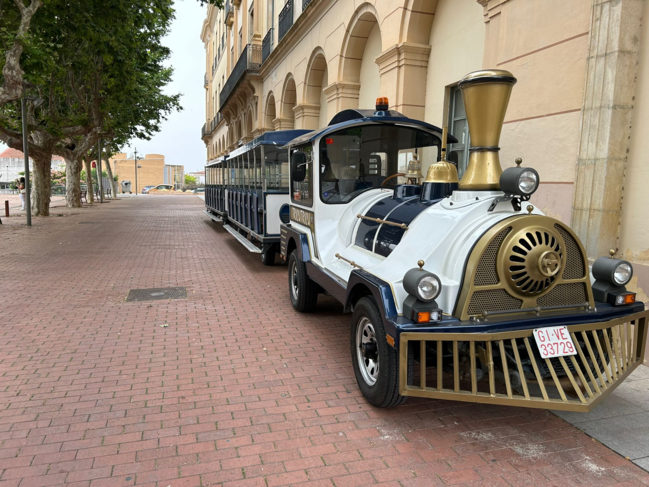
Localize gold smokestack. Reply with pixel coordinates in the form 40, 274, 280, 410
457, 69, 517, 191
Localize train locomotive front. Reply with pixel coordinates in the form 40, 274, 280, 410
279, 70, 648, 411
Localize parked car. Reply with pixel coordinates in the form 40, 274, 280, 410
142, 185, 155, 194
148, 184, 174, 193
193, 187, 205, 193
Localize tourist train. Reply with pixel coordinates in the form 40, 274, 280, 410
205, 70, 647, 411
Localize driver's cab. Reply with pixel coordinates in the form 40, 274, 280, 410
285, 99, 455, 282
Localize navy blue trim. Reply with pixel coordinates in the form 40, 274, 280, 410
306, 262, 347, 303
285, 116, 459, 147
392, 302, 646, 349
227, 130, 310, 160
280, 223, 311, 262
345, 270, 399, 343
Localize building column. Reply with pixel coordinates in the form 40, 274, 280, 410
571, 0, 644, 260
293, 104, 320, 130
272, 117, 294, 130
375, 42, 431, 120
323, 82, 361, 113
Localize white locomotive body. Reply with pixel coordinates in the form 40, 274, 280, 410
278, 70, 648, 411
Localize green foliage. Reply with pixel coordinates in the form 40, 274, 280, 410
184, 174, 197, 186
196, 0, 224, 7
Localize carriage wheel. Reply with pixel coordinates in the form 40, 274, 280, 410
288, 250, 318, 312
351, 297, 409, 408
261, 245, 276, 266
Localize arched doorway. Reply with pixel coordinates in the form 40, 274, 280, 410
304, 49, 329, 128
280, 74, 297, 129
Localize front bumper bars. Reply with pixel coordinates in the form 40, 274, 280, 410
399, 309, 648, 412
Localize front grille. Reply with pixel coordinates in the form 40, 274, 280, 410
474, 227, 511, 286
537, 283, 587, 307
468, 289, 523, 315
555, 224, 585, 279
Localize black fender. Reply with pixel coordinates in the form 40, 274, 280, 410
345, 269, 399, 346
280, 223, 311, 262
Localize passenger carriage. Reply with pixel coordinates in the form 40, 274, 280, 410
279, 70, 648, 411
204, 130, 309, 264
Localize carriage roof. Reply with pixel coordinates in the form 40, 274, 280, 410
283, 109, 458, 148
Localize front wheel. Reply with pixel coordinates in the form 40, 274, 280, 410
288, 250, 318, 312
351, 297, 408, 408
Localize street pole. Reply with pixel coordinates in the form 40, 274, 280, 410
97, 139, 103, 203
20, 97, 32, 226
133, 148, 138, 195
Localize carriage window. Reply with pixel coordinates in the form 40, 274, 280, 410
265, 146, 289, 192
319, 125, 439, 204
291, 145, 313, 207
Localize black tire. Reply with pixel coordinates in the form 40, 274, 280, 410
288, 250, 318, 312
351, 297, 410, 408
261, 245, 276, 266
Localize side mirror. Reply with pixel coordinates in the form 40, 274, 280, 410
291, 151, 307, 182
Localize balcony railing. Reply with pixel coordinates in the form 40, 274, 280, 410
262, 28, 274, 64
220, 43, 262, 110
201, 123, 209, 139
224, 0, 234, 25
278, 0, 293, 42
204, 73, 208, 88
302, 0, 313, 10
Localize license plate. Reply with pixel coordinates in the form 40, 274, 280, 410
533, 326, 577, 359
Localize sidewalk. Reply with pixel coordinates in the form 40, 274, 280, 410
0, 195, 647, 487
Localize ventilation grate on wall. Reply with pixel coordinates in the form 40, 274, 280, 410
126, 287, 187, 302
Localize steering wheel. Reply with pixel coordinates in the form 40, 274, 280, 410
380, 173, 406, 187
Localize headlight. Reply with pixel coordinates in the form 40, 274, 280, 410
418, 276, 440, 301
500, 166, 540, 196
613, 263, 632, 285
403, 268, 441, 302
592, 257, 633, 286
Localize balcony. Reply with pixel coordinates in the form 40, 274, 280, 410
278, 0, 293, 42
224, 0, 234, 26
201, 123, 209, 139
220, 43, 262, 110
204, 73, 208, 88
302, 0, 313, 10
262, 28, 274, 64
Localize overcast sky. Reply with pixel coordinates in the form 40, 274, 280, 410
1, 1, 208, 173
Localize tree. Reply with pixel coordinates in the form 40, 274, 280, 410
184, 174, 197, 187
0, 0, 180, 214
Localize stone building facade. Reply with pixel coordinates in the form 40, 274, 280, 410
200, 0, 649, 299
110, 153, 166, 194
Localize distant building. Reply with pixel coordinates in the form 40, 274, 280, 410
164, 165, 185, 190
0, 148, 65, 189
110, 153, 166, 193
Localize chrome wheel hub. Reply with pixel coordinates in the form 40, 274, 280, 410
290, 261, 299, 301
356, 317, 379, 386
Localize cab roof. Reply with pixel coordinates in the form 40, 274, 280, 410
283, 109, 458, 148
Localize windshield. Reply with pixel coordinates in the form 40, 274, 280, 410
319, 124, 440, 204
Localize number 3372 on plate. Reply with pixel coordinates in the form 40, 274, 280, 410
533, 326, 577, 359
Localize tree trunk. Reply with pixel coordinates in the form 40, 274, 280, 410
31, 154, 51, 216
65, 157, 83, 207
83, 157, 94, 204
104, 158, 119, 197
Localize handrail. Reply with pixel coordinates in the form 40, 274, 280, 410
262, 28, 274, 64
356, 214, 408, 230
278, 0, 293, 42
335, 253, 363, 269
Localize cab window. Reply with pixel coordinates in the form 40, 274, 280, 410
290, 145, 313, 207
319, 125, 440, 204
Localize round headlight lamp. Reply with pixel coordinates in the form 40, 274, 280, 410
593, 257, 633, 286
403, 268, 441, 302
500, 166, 540, 196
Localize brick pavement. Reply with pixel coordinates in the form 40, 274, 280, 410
1, 195, 648, 487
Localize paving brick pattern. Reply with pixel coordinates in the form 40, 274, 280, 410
1, 196, 647, 487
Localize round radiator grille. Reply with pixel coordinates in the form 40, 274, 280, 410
505, 228, 564, 296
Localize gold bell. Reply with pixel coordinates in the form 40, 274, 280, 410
405, 154, 424, 183
423, 126, 459, 184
